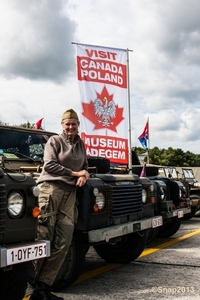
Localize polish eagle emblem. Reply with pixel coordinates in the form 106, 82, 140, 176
94, 96, 116, 127
81, 86, 124, 132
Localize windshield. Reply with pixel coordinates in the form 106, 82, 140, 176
182, 168, 195, 179
0, 128, 53, 160
164, 167, 177, 178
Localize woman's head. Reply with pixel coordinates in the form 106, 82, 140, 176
61, 109, 80, 138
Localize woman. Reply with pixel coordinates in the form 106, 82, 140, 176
29, 108, 89, 300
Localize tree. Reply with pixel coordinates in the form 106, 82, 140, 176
133, 146, 200, 167
18, 122, 32, 128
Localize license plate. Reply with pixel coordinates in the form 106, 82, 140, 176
178, 210, 184, 218
6, 241, 49, 266
152, 216, 163, 228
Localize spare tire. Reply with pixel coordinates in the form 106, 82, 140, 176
87, 156, 110, 174
132, 165, 159, 176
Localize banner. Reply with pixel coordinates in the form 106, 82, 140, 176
75, 43, 128, 164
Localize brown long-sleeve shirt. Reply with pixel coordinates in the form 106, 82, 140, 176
37, 132, 88, 191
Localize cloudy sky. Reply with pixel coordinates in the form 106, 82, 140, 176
1, 0, 200, 153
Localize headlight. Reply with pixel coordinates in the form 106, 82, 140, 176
31, 186, 40, 197
176, 181, 186, 198
93, 187, 105, 211
142, 189, 147, 203
179, 186, 186, 198
93, 187, 99, 196
159, 187, 166, 201
150, 184, 154, 192
7, 192, 24, 217
96, 192, 105, 209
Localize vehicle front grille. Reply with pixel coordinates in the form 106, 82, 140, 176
0, 183, 6, 235
111, 183, 143, 217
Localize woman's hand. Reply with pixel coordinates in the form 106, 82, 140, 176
76, 176, 87, 187
71, 169, 90, 180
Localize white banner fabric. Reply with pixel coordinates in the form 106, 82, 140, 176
75, 44, 128, 164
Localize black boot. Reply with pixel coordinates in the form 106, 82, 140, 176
29, 281, 64, 300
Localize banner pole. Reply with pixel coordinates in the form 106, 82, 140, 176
147, 117, 150, 164
43, 107, 45, 130
126, 48, 133, 174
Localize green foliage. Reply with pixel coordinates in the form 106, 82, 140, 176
1, 121, 42, 129
19, 122, 32, 128
0, 120, 8, 125
0, 121, 33, 128
134, 146, 200, 167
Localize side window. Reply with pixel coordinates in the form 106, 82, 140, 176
29, 143, 44, 159
27, 133, 50, 159
0, 128, 52, 160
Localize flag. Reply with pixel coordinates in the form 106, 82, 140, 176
138, 121, 148, 150
33, 118, 43, 129
75, 43, 129, 165
140, 162, 146, 177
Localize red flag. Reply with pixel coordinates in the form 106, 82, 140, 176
33, 118, 43, 129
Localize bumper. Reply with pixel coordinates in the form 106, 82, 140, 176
161, 207, 191, 219
0, 240, 51, 268
88, 216, 163, 243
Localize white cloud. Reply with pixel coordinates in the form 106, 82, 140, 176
0, 0, 76, 82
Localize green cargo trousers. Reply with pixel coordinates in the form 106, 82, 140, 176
28, 181, 78, 287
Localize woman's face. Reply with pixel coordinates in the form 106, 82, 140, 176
62, 118, 79, 138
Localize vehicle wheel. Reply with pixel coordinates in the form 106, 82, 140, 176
132, 165, 159, 176
195, 210, 200, 217
158, 219, 181, 238
146, 227, 160, 245
183, 207, 197, 220
87, 156, 110, 174
52, 231, 85, 291
0, 263, 28, 300
93, 231, 148, 263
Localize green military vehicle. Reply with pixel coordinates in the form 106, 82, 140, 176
111, 164, 191, 242
110, 149, 191, 242
0, 125, 164, 291
162, 167, 200, 219
0, 125, 51, 300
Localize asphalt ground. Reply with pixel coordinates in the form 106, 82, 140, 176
23, 215, 200, 300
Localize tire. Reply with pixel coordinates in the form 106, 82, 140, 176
87, 156, 110, 174
195, 210, 200, 217
146, 227, 160, 245
93, 231, 148, 264
0, 263, 28, 300
52, 231, 85, 291
132, 165, 159, 176
158, 219, 181, 238
183, 206, 197, 220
